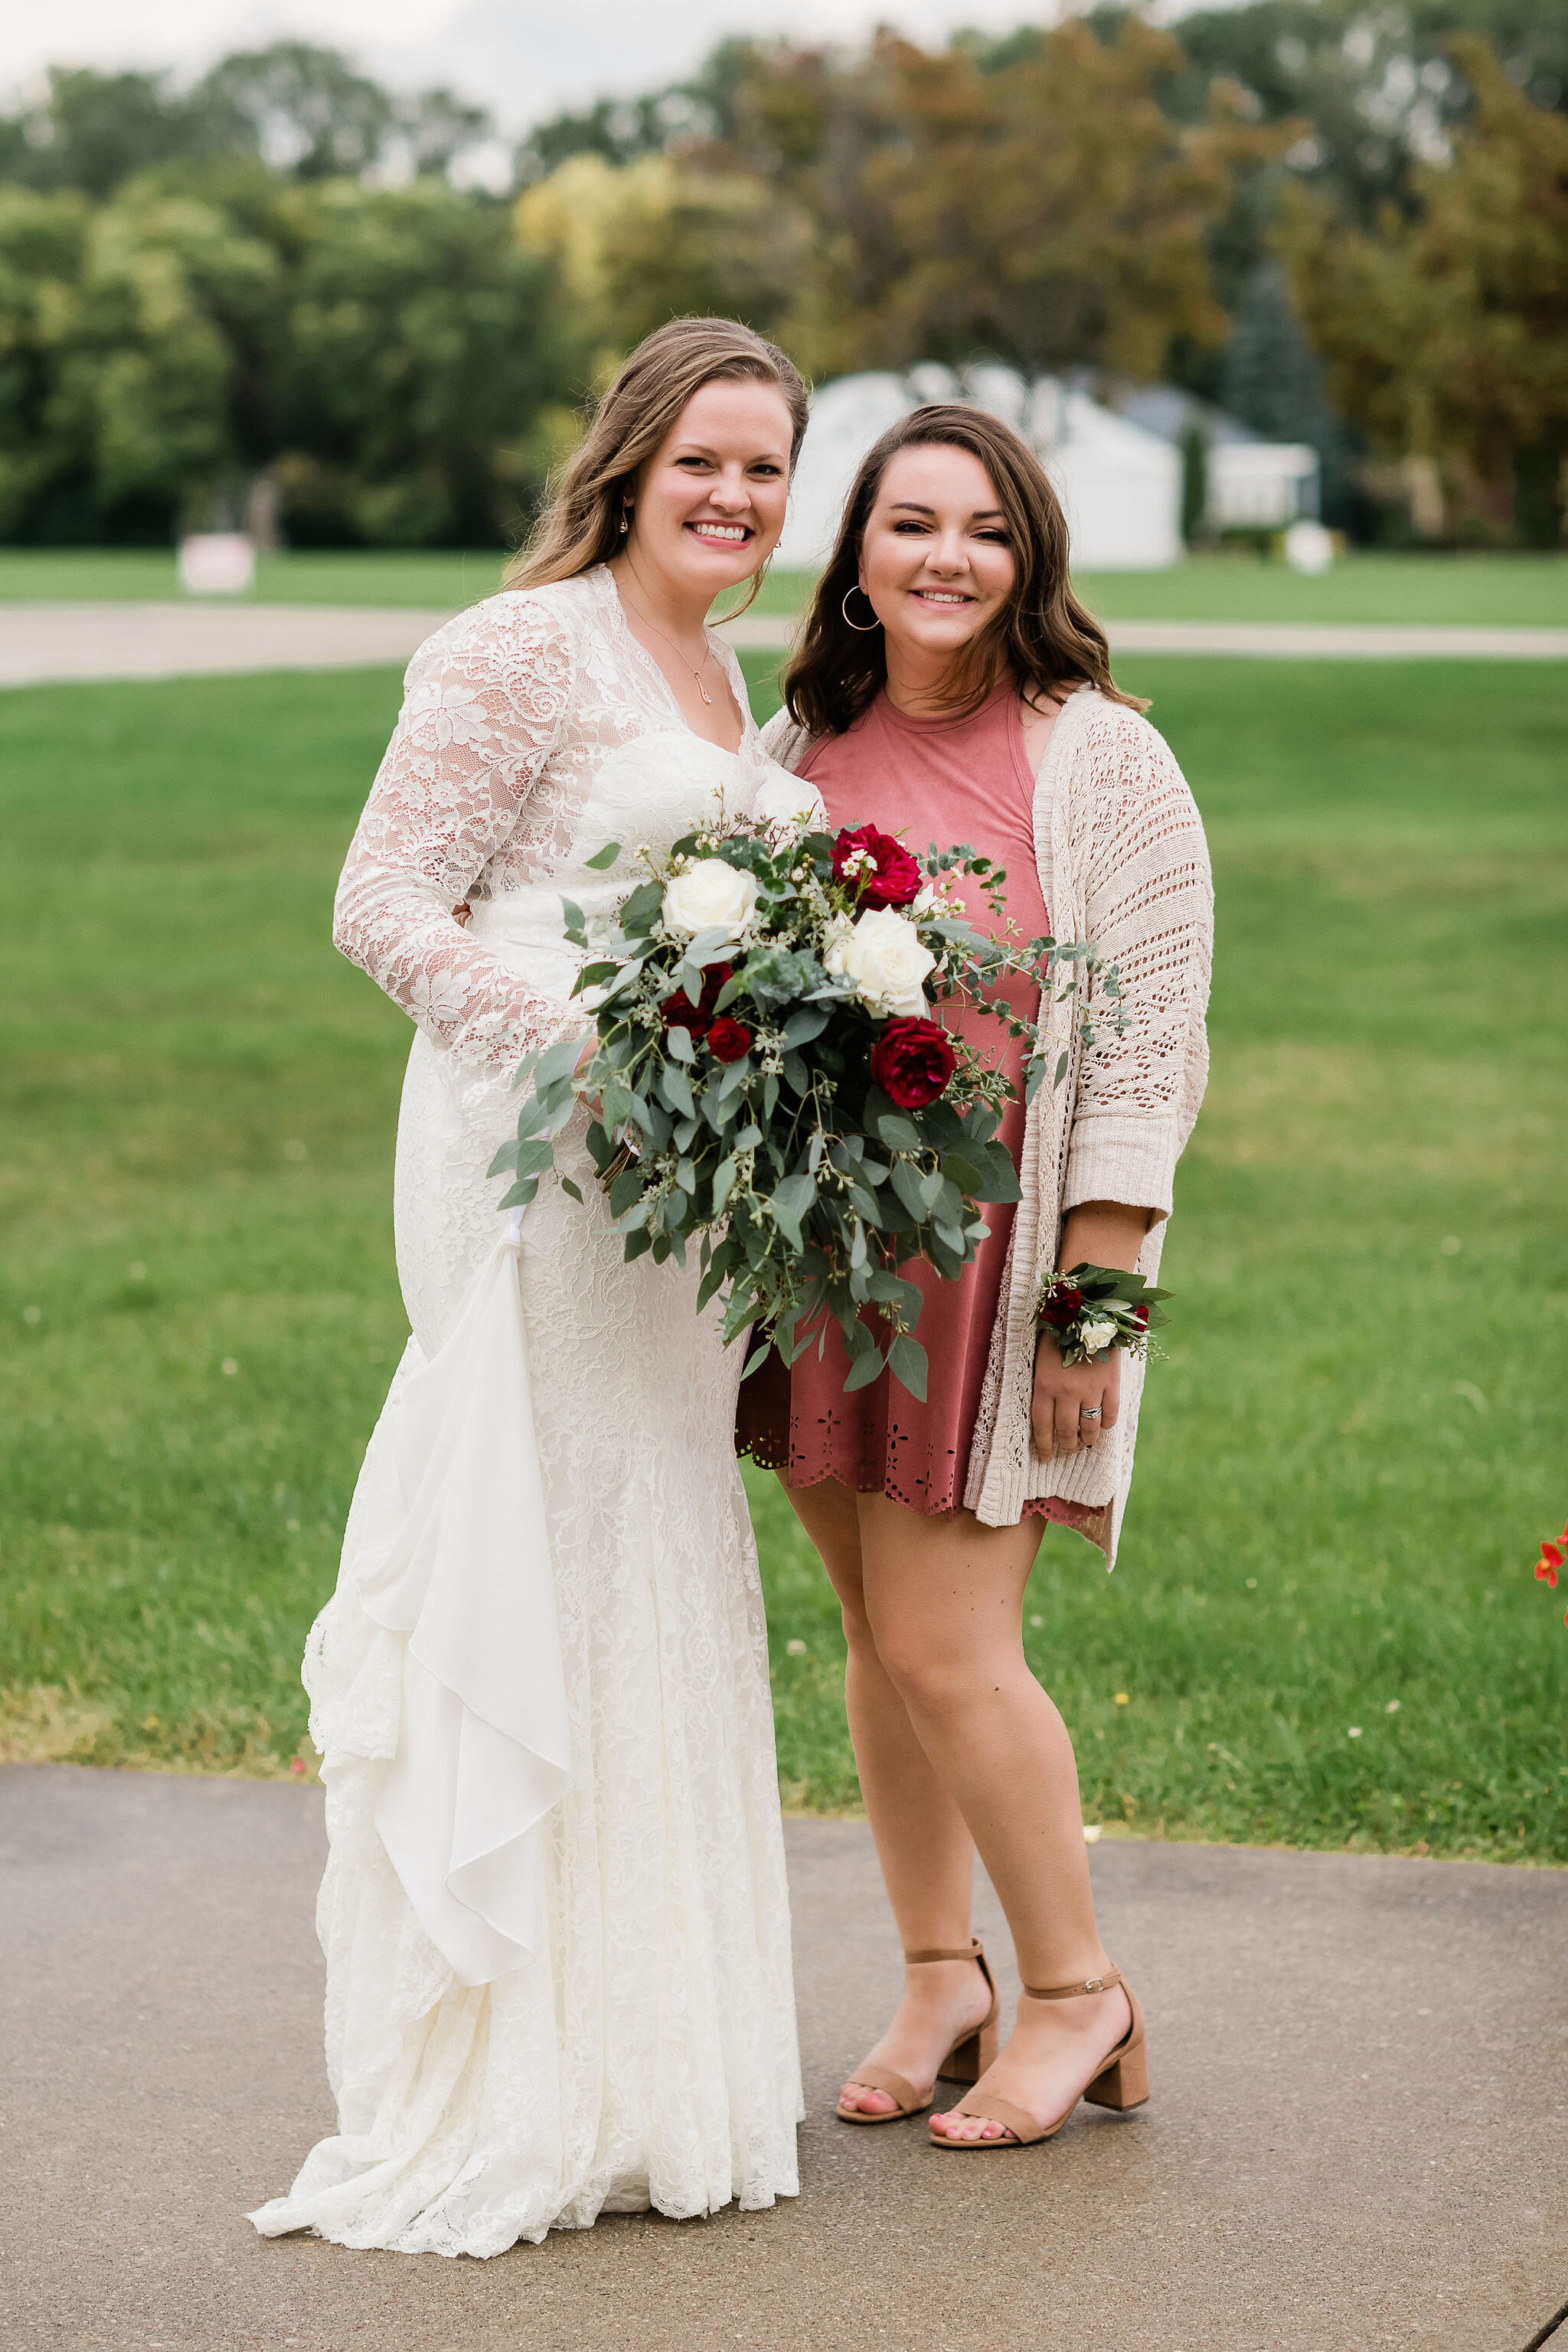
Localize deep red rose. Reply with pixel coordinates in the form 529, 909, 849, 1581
1041, 1285, 1083, 1327
707, 1014, 753, 1063
832, 823, 922, 911
869, 1015, 956, 1110
1133, 1302, 1150, 1329
659, 960, 733, 1037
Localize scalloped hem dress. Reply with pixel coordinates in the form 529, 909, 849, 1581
736, 682, 1106, 1545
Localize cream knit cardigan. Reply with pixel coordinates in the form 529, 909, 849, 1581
760, 685, 1214, 1566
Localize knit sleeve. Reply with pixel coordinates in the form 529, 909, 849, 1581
332, 597, 580, 1076
1060, 707, 1214, 1221
759, 707, 812, 773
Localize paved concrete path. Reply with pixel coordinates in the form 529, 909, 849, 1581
3, 600, 1566, 687
718, 614, 1568, 661
2, 1766, 1563, 2351
0, 602, 456, 686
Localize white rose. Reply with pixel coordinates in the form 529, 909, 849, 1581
663, 857, 760, 944
1080, 1318, 1118, 1355
828, 906, 936, 1018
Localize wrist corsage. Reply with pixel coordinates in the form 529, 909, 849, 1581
1035, 1263, 1170, 1367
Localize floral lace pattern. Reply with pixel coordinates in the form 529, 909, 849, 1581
253, 570, 804, 2255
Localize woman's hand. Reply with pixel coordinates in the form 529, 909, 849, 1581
1032, 1328, 1121, 1459
1031, 1198, 1152, 1461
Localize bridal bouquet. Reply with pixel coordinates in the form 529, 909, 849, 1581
491, 810, 1119, 1400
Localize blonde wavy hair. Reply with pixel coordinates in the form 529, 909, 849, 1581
507, 317, 810, 609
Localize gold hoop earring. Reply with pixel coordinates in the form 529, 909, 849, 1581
841, 584, 880, 632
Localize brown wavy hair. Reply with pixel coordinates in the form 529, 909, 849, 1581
507, 317, 809, 611
783, 404, 1145, 737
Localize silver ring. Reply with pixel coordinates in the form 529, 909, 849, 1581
1079, 1405, 1102, 1419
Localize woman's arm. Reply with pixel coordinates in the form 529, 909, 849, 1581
333, 600, 577, 1075
1031, 1200, 1152, 1461
1031, 711, 1214, 1462
1058, 710, 1214, 1226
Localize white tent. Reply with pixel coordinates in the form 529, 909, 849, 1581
774, 363, 1182, 573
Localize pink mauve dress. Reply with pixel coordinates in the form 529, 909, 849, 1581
737, 682, 1097, 1534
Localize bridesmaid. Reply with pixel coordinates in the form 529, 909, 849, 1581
738, 406, 1212, 2148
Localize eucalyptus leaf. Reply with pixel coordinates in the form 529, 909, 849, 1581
618, 881, 665, 935
712, 1157, 740, 1215
583, 840, 622, 871
890, 1158, 928, 1223
782, 1004, 829, 1047
887, 1335, 929, 1402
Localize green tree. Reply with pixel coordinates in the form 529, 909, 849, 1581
0, 68, 227, 199
681, 21, 1280, 382
0, 189, 88, 534
516, 152, 814, 371
0, 183, 278, 541
1281, 37, 1568, 541
273, 180, 564, 544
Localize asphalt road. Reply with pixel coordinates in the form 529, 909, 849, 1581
2, 1764, 1565, 2351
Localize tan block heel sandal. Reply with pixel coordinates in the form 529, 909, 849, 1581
929, 1966, 1148, 2149
835, 1941, 999, 2125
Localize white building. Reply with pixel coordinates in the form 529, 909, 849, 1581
774, 362, 1183, 573
1105, 382, 1321, 530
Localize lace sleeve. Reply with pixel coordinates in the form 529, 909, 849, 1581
1061, 706, 1214, 1222
332, 599, 578, 1074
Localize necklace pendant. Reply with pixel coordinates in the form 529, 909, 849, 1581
697, 681, 713, 706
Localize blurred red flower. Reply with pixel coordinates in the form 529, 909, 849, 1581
832, 824, 922, 911
659, 960, 733, 1038
1041, 1285, 1083, 1326
707, 1014, 753, 1063
869, 1015, 956, 1109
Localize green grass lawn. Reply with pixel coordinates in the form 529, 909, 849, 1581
2, 654, 1564, 1858
2, 544, 1564, 629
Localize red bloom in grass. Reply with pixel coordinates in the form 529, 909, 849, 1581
660, 960, 733, 1038
870, 1015, 956, 1109
832, 824, 922, 911
707, 1014, 753, 1063
1537, 1540, 1565, 1588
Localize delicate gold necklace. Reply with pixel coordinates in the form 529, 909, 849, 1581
619, 580, 717, 707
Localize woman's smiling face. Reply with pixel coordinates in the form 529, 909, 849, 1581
626, 378, 794, 596
858, 443, 1018, 665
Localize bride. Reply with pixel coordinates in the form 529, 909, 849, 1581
250, 318, 813, 2256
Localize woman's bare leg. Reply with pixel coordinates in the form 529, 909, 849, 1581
779, 1475, 993, 2115
850, 1491, 1131, 2141
783, 1475, 1132, 2140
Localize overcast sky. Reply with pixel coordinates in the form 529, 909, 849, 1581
1, 1, 1201, 134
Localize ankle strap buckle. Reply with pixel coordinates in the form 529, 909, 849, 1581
1021, 1964, 1123, 2001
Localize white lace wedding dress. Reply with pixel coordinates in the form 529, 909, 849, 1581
249, 564, 807, 2256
